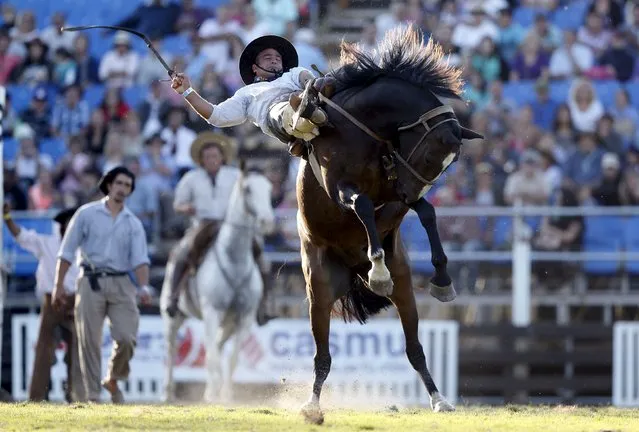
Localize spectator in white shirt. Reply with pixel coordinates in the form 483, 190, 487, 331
578, 11, 612, 59
8, 10, 38, 58
549, 29, 594, 79
161, 106, 197, 177
198, 5, 241, 75
98, 31, 140, 88
237, 4, 271, 46
252, 0, 298, 37
452, 4, 499, 54
2, 203, 84, 403
40, 12, 76, 59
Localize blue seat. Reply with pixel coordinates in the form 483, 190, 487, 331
502, 81, 536, 107
492, 216, 512, 250
2, 137, 19, 163
594, 81, 621, 109
624, 82, 639, 109
400, 216, 435, 275
123, 85, 147, 109
582, 216, 624, 275
162, 34, 192, 56
549, 80, 571, 103
83, 84, 105, 110
2, 216, 53, 276
7, 85, 33, 113
551, 0, 589, 30
39, 138, 67, 165
624, 216, 639, 275
513, 7, 547, 28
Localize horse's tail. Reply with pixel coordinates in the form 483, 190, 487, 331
332, 267, 393, 324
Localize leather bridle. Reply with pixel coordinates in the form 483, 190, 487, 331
318, 94, 459, 188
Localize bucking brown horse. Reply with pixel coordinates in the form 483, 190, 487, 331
293, 25, 483, 424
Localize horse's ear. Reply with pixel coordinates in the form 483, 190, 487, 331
460, 126, 484, 140
239, 158, 247, 173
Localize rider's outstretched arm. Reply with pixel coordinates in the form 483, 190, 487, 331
172, 72, 248, 128
183, 89, 215, 121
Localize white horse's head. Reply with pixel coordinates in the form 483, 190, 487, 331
225, 160, 276, 235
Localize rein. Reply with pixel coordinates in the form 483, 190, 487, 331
317, 93, 458, 189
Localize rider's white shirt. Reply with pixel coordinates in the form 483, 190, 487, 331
174, 166, 240, 224
206, 66, 311, 138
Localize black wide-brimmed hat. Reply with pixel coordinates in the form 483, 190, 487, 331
98, 166, 136, 196
239, 35, 298, 85
53, 207, 79, 225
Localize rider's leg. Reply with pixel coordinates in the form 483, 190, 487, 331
166, 220, 220, 317
166, 242, 191, 318
252, 238, 277, 326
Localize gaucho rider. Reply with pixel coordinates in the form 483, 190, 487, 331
169, 34, 334, 157
165, 131, 274, 324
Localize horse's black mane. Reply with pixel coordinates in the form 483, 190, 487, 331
332, 25, 463, 100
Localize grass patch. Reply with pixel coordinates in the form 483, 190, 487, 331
0, 403, 637, 431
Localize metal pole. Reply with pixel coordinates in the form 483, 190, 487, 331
0, 85, 6, 384
512, 199, 532, 327
511, 199, 532, 404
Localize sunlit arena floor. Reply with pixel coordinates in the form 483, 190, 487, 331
0, 403, 637, 431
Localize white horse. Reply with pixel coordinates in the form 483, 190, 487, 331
160, 164, 276, 403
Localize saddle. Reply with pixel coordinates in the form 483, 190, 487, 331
287, 76, 336, 157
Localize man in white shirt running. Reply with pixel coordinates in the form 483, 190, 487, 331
170, 34, 333, 157
3, 203, 85, 403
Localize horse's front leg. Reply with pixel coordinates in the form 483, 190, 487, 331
409, 197, 456, 302
162, 311, 185, 403
339, 185, 392, 296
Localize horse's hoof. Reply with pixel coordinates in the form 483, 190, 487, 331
430, 392, 455, 412
369, 276, 394, 297
433, 400, 455, 412
428, 282, 456, 303
300, 401, 324, 425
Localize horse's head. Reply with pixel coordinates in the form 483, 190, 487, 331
227, 160, 276, 235
329, 25, 484, 204
389, 88, 483, 203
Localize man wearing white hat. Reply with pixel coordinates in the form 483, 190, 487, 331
98, 31, 140, 88
166, 132, 275, 324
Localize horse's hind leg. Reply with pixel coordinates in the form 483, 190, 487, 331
339, 185, 393, 296
409, 197, 456, 302
300, 242, 338, 425
388, 228, 454, 412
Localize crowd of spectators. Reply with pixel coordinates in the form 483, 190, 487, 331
2, 0, 639, 288
1, 0, 322, 248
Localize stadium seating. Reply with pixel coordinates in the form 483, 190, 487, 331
2, 138, 19, 162
39, 138, 68, 165
399, 216, 435, 275
582, 216, 625, 275
624, 216, 639, 276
